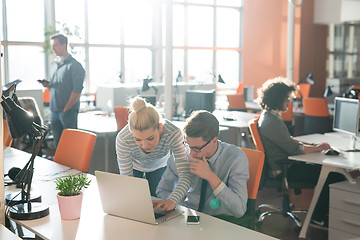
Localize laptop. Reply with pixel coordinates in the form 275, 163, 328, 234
95, 170, 184, 224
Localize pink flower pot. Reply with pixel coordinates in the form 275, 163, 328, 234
57, 192, 83, 220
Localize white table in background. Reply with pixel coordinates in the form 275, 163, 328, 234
289, 133, 360, 239
78, 111, 118, 174
213, 110, 258, 147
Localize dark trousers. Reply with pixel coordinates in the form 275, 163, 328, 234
133, 167, 166, 197
287, 163, 345, 221
51, 109, 78, 148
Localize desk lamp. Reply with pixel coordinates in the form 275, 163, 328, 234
172, 71, 185, 117
1, 94, 49, 220
323, 85, 333, 98
294, 73, 314, 107
218, 74, 225, 84
140, 77, 158, 95
139, 77, 158, 106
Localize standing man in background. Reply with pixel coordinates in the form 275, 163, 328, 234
40, 33, 85, 148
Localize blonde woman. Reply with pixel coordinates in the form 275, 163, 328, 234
116, 97, 191, 210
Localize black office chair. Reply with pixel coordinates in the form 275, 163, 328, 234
256, 159, 313, 231
248, 118, 311, 232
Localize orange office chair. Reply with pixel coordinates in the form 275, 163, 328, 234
281, 101, 294, 135
248, 117, 265, 153
236, 82, 244, 94
3, 119, 13, 147
302, 97, 331, 135
248, 117, 308, 230
296, 83, 311, 99
43, 88, 50, 106
239, 147, 265, 229
213, 147, 264, 229
54, 129, 97, 172
226, 94, 247, 111
114, 106, 131, 131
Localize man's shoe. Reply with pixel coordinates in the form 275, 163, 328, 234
309, 218, 328, 230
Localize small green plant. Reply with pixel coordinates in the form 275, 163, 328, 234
55, 174, 91, 196
43, 21, 82, 55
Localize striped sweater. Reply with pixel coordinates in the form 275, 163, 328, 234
115, 119, 191, 204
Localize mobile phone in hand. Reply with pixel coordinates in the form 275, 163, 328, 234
37, 79, 49, 84
187, 215, 200, 224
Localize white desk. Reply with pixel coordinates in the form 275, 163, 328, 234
213, 110, 258, 147
289, 133, 360, 239
78, 111, 118, 174
0, 224, 21, 239
5, 148, 278, 240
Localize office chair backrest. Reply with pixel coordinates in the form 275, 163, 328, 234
240, 147, 264, 200
281, 101, 293, 122
227, 94, 246, 110
54, 129, 97, 172
248, 117, 265, 153
303, 97, 331, 134
303, 97, 329, 117
296, 83, 311, 99
114, 106, 131, 131
3, 119, 13, 147
43, 88, 50, 105
236, 82, 244, 94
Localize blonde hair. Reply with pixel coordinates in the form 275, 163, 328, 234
128, 97, 162, 132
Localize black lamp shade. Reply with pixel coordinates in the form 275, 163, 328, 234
218, 75, 225, 84
323, 86, 333, 98
1, 96, 34, 138
141, 81, 151, 92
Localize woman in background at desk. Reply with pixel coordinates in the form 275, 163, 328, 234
257, 77, 344, 229
116, 97, 191, 210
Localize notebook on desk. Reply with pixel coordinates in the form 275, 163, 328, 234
95, 170, 183, 225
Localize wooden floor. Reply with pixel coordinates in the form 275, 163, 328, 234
255, 187, 328, 240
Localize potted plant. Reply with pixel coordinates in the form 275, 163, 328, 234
55, 173, 91, 220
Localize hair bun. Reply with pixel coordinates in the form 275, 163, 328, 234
132, 97, 147, 113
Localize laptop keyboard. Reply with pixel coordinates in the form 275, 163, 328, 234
154, 212, 166, 219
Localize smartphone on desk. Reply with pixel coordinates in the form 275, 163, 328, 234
187, 215, 200, 225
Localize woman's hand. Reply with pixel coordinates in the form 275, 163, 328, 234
152, 199, 176, 211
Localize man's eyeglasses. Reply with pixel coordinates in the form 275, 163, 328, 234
185, 137, 214, 153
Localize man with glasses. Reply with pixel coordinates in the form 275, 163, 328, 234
156, 110, 249, 221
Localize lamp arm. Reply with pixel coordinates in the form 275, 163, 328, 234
25, 127, 48, 204
14, 123, 49, 204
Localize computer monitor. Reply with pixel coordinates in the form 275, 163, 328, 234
142, 96, 156, 106
184, 90, 216, 117
333, 97, 360, 150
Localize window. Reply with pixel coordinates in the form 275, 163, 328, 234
1, 0, 243, 92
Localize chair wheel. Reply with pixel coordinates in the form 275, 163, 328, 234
256, 220, 263, 227
293, 225, 301, 234
255, 209, 261, 217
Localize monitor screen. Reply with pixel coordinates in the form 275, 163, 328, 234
333, 97, 360, 136
184, 90, 216, 117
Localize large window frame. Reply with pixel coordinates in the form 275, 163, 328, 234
1, 0, 243, 93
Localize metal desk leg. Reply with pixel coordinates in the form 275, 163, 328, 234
299, 167, 332, 239
104, 133, 109, 172
299, 166, 352, 239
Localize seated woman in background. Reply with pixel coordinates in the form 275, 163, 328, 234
257, 77, 344, 228
115, 97, 191, 211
